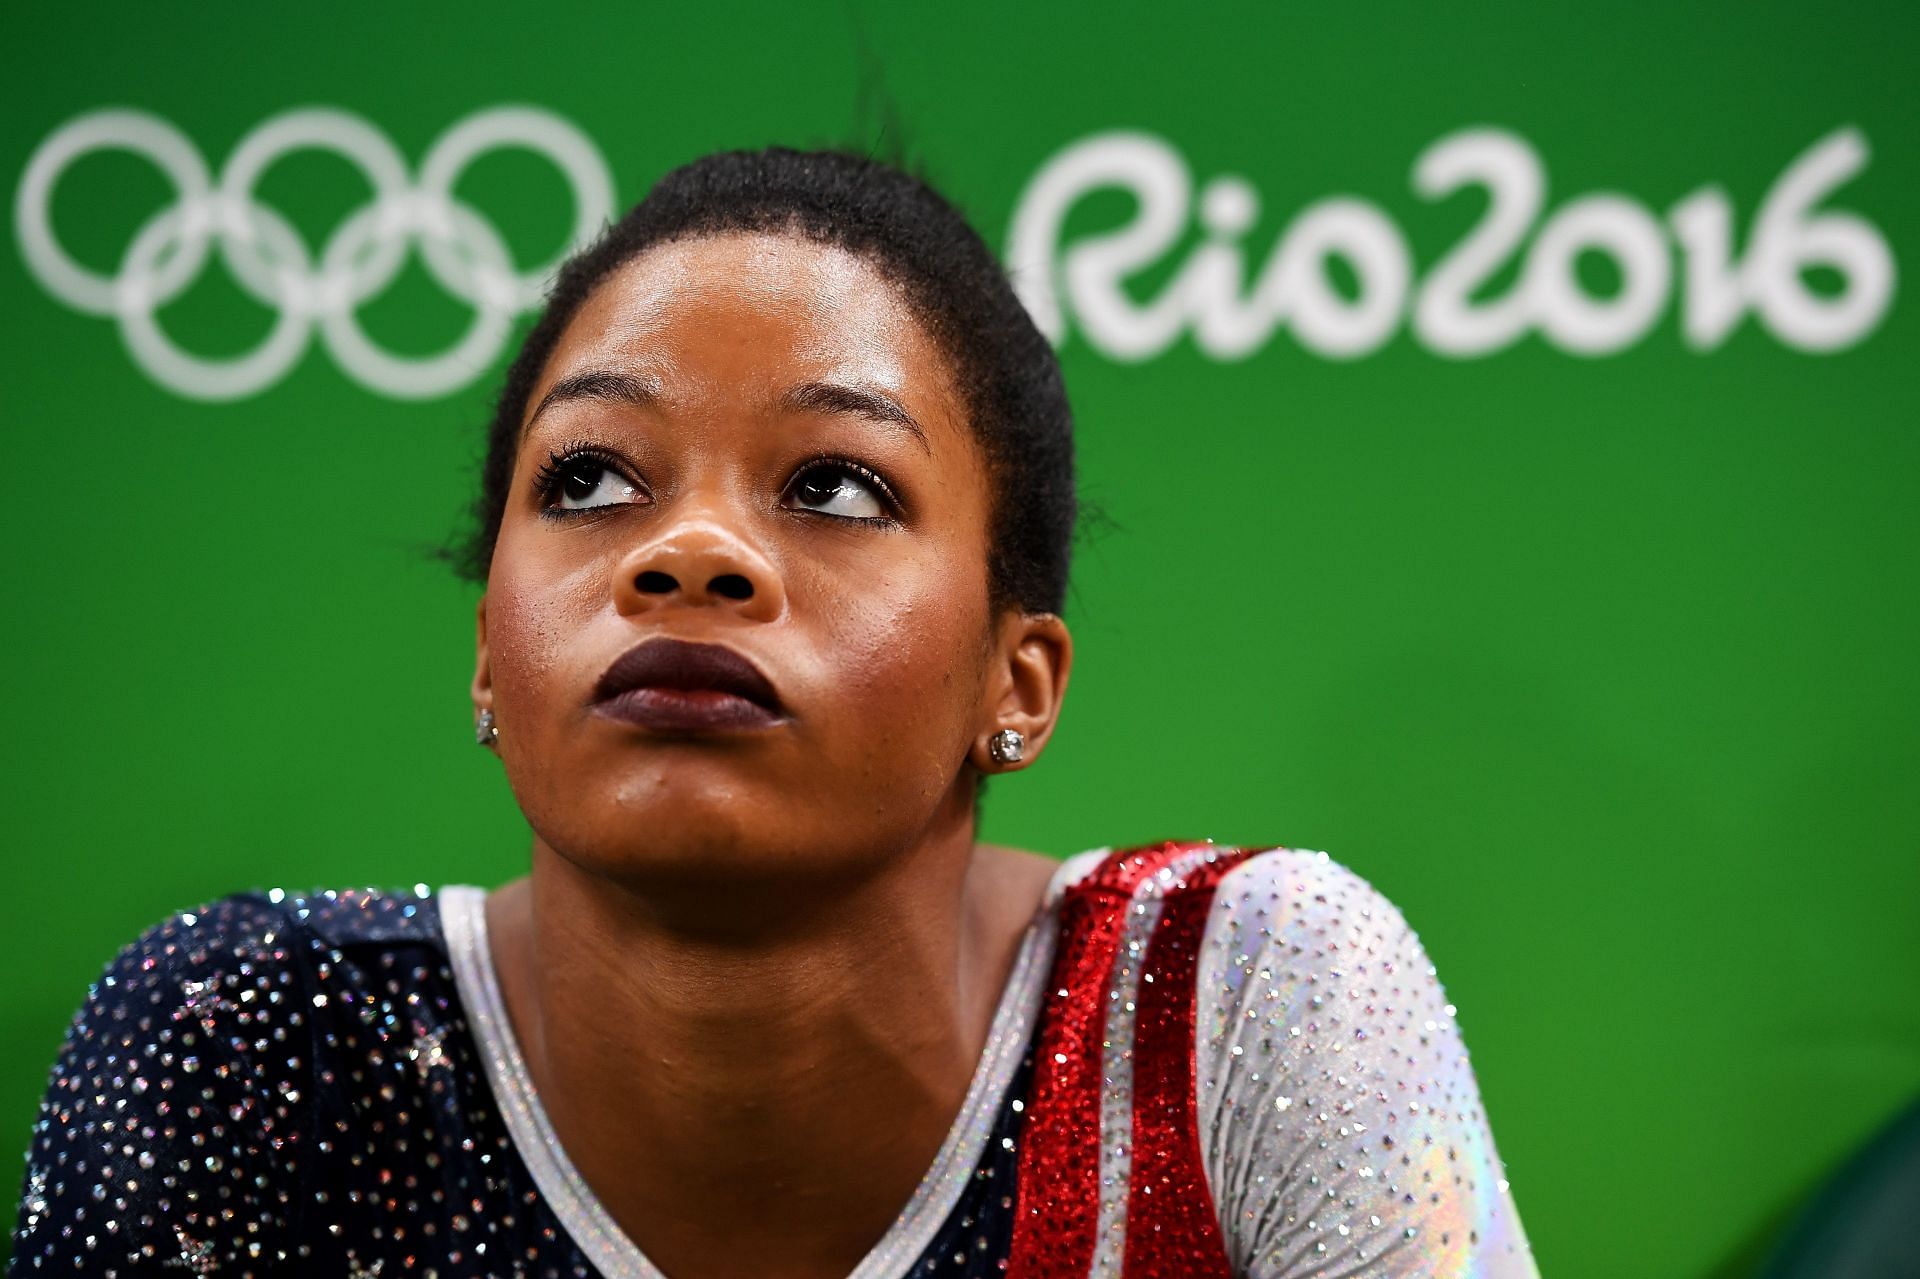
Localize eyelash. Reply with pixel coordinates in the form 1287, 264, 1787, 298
529, 443, 903, 523
531, 441, 640, 519
793, 453, 903, 524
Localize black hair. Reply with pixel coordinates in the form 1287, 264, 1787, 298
449, 147, 1076, 616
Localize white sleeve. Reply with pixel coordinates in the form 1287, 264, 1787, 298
1195, 850, 1540, 1278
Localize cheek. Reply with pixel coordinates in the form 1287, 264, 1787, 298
792, 460, 999, 773
797, 545, 993, 767
485, 537, 604, 718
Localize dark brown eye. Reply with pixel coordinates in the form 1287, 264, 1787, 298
537, 453, 646, 512
784, 462, 889, 520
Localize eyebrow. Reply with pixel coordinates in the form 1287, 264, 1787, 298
780, 381, 930, 453
528, 369, 932, 455
526, 369, 660, 427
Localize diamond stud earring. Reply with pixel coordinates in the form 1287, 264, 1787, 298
475, 709, 498, 748
988, 728, 1026, 766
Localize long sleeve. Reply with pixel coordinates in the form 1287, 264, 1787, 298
10, 897, 315, 1277
1195, 850, 1538, 1278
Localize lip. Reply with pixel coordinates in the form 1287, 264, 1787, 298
590, 637, 785, 733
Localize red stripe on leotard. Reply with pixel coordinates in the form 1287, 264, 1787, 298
1004, 842, 1216, 1279
1123, 848, 1259, 1278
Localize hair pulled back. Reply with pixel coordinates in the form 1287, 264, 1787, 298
451, 147, 1075, 616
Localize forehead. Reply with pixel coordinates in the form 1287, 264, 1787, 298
531, 232, 965, 435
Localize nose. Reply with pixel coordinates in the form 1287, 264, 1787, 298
612, 514, 785, 624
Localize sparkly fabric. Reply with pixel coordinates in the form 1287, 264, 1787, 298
1123, 849, 1254, 1279
10, 847, 1538, 1278
1005, 845, 1173, 1279
1195, 851, 1538, 1278
1007, 841, 1242, 1279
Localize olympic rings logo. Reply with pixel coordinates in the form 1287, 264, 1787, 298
15, 106, 616, 401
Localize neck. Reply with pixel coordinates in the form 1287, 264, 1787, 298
483, 814, 1054, 1279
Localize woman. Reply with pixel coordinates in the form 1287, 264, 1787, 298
10, 149, 1538, 1278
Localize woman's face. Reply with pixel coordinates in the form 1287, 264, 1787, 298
473, 232, 1066, 890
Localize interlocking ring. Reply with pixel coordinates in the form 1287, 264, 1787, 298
15, 105, 616, 400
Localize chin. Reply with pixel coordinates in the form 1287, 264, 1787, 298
524, 773, 900, 896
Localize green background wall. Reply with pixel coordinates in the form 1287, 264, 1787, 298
3, 4, 1915, 1274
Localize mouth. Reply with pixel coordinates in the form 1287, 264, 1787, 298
590, 637, 786, 733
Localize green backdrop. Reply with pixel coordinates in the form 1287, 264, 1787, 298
4, 4, 1915, 1275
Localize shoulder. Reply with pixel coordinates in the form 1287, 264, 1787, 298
1149, 844, 1539, 1277
1200, 845, 1428, 979
86, 886, 446, 1001
58, 886, 456, 1091
1054, 841, 1424, 969
1185, 843, 1461, 1117
1054, 840, 1398, 924
81, 891, 297, 1022
15, 886, 468, 1274
1046, 843, 1535, 1274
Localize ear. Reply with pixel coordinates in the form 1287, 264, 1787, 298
471, 593, 493, 721
969, 611, 1073, 773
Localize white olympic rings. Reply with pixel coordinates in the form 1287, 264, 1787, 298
15, 105, 616, 400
